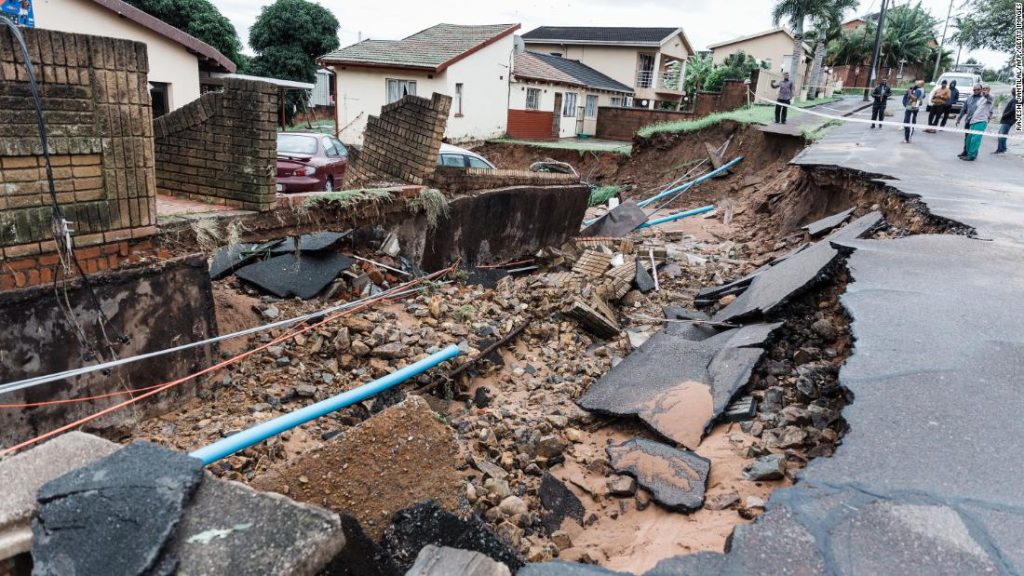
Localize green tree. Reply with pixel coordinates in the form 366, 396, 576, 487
827, 25, 873, 66
878, 1, 938, 69
704, 51, 760, 92
123, 0, 243, 66
805, 0, 858, 98
684, 53, 714, 96
772, 0, 837, 88
954, 0, 1017, 54
247, 0, 340, 84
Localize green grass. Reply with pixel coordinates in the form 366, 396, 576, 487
588, 185, 621, 207
407, 188, 450, 227
637, 95, 844, 138
488, 138, 632, 156
800, 119, 842, 141
301, 188, 394, 209
284, 119, 336, 134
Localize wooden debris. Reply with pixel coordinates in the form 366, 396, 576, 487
565, 298, 620, 339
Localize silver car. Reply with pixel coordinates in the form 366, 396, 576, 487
436, 143, 495, 169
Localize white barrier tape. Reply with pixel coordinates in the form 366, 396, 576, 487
755, 92, 1024, 140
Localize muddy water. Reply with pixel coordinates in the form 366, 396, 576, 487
636, 380, 714, 450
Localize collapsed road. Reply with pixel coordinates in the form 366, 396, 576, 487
2, 102, 1023, 576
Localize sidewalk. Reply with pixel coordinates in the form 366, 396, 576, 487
758, 95, 872, 136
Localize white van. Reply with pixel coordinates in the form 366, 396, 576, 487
927, 72, 982, 114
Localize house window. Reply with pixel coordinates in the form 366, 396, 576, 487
150, 82, 169, 118
525, 88, 541, 110
585, 95, 598, 118
386, 79, 417, 104
455, 83, 463, 116
610, 96, 623, 107
636, 53, 655, 88
562, 92, 578, 117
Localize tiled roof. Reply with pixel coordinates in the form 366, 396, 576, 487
90, 0, 235, 72
521, 26, 678, 46
320, 23, 520, 72
514, 52, 632, 94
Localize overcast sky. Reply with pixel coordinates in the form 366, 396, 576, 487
214, 0, 1009, 68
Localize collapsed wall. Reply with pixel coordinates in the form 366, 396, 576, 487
153, 78, 278, 211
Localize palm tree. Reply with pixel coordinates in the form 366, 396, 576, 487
772, 0, 836, 92
879, 1, 938, 69
805, 0, 859, 98
827, 25, 873, 66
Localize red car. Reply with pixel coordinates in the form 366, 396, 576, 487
276, 132, 349, 193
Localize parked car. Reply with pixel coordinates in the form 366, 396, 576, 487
276, 132, 348, 193
436, 143, 495, 169
926, 72, 982, 115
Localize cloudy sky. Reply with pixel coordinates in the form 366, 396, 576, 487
215, 0, 1009, 68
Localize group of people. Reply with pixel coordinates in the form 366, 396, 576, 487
870, 78, 1018, 161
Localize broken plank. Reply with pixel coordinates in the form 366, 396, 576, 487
565, 299, 620, 339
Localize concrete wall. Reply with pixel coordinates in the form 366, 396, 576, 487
32, 0, 202, 109
0, 27, 158, 291
333, 34, 513, 145
0, 255, 216, 445
397, 184, 590, 271
153, 78, 278, 211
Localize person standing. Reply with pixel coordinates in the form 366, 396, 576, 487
958, 84, 993, 161
941, 80, 959, 127
926, 80, 951, 132
771, 72, 793, 124
956, 83, 983, 156
994, 87, 1018, 154
902, 80, 925, 143
870, 78, 892, 128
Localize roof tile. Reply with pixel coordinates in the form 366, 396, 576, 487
321, 23, 518, 71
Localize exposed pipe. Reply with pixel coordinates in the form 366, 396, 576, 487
636, 205, 715, 229
636, 156, 743, 208
189, 344, 461, 466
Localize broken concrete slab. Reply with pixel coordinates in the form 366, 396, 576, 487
380, 500, 524, 572
538, 473, 585, 534
235, 252, 355, 299
321, 513, 401, 576
32, 441, 204, 576
209, 242, 260, 280
643, 551, 725, 575
803, 207, 855, 237
580, 200, 648, 237
606, 438, 710, 513
406, 545, 512, 576
0, 432, 119, 560
564, 298, 620, 339
269, 231, 351, 255
578, 323, 781, 449
166, 475, 345, 576
518, 561, 632, 575
708, 504, 828, 575
634, 256, 656, 293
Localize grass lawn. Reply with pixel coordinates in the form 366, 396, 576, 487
487, 138, 633, 156
636, 95, 844, 138
284, 119, 336, 134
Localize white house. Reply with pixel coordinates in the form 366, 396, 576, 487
509, 51, 633, 139
319, 23, 520, 145
29, 0, 235, 115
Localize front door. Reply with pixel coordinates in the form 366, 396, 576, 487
552, 93, 562, 139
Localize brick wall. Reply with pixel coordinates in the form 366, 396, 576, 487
0, 27, 158, 290
507, 109, 555, 140
153, 78, 277, 211
345, 93, 451, 186
430, 166, 577, 194
595, 79, 750, 140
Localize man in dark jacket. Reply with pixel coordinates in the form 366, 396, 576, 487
941, 80, 959, 127
994, 87, 1018, 154
870, 78, 891, 128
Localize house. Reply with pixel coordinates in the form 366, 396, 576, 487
508, 51, 633, 139
27, 0, 235, 116
708, 27, 812, 101
311, 68, 335, 109
520, 26, 695, 110
319, 23, 520, 145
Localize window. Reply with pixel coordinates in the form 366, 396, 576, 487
455, 83, 463, 115
322, 137, 339, 157
585, 95, 598, 118
330, 138, 348, 157
386, 79, 417, 104
467, 156, 493, 169
149, 82, 169, 118
562, 92, 578, 117
439, 154, 466, 167
525, 88, 541, 110
636, 53, 655, 88
277, 134, 318, 156
549, 52, 562, 57
780, 56, 793, 74
610, 96, 622, 107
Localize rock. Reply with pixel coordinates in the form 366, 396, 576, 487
372, 342, 408, 360
406, 545, 511, 576
498, 496, 529, 518
262, 305, 280, 320
295, 384, 317, 398
550, 531, 573, 551
473, 457, 508, 481
743, 454, 785, 481
320, 513, 400, 576
484, 478, 511, 499
347, 317, 374, 333
718, 294, 737, 306
351, 340, 371, 356
266, 345, 285, 358
606, 475, 637, 497
538, 474, 585, 533
745, 496, 766, 508
605, 438, 710, 513
793, 347, 817, 365
381, 501, 523, 572
534, 436, 567, 464
32, 442, 204, 576
662, 262, 682, 279
811, 318, 837, 341
333, 327, 351, 352
705, 491, 741, 511
473, 387, 492, 408
466, 483, 479, 503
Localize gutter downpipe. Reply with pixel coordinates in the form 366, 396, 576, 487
636, 156, 743, 208
189, 344, 461, 466
636, 204, 715, 228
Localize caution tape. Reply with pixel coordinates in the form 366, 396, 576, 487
754, 91, 1024, 141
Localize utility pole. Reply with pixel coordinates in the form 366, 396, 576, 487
864, 0, 889, 101
931, 0, 955, 81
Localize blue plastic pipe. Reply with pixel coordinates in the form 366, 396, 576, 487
636, 205, 715, 229
190, 344, 461, 465
636, 156, 744, 208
